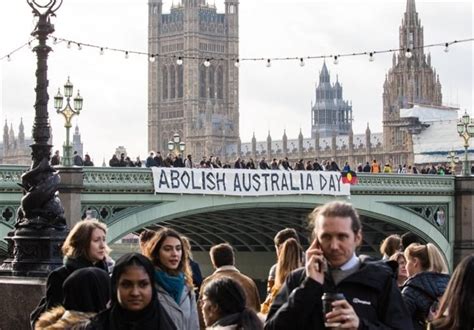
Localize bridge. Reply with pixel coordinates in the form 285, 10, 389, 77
1, 165, 467, 272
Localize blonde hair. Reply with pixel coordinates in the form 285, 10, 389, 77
274, 238, 302, 290
404, 243, 448, 274
61, 219, 110, 260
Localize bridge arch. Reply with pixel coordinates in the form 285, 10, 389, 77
107, 194, 452, 266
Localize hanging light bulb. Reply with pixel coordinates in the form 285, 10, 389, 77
53, 37, 58, 45
149, 54, 156, 62
204, 58, 211, 67
67, 41, 71, 49
28, 41, 32, 49
100, 47, 104, 55
266, 59, 271, 67
125, 51, 129, 59
234, 59, 240, 68
299, 58, 305, 67
176, 56, 183, 65
77, 43, 82, 50
369, 52, 374, 62
333, 55, 338, 65
7, 55, 11, 62
444, 42, 449, 53
405, 48, 412, 58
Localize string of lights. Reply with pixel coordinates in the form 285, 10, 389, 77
2, 36, 473, 66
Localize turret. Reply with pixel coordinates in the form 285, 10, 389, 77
3, 120, 9, 152
298, 129, 304, 159
18, 118, 25, 145
251, 132, 256, 158
266, 131, 272, 159
282, 129, 288, 157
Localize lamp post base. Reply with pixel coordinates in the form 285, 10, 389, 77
0, 227, 68, 277
62, 143, 73, 167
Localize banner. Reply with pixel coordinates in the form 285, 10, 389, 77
151, 167, 350, 196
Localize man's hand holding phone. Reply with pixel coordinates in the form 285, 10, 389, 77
305, 238, 326, 284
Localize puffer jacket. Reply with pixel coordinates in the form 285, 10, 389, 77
401, 271, 450, 330
35, 306, 94, 330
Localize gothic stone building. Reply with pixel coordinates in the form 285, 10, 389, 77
382, 0, 442, 166
311, 62, 353, 139
148, 0, 240, 158
232, 0, 445, 168
1, 119, 32, 165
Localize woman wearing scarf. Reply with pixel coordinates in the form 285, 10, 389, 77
35, 267, 110, 329
87, 252, 176, 330
201, 277, 263, 329
143, 227, 199, 330
31, 219, 111, 327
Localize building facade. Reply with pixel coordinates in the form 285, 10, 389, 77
1, 119, 33, 165
147, 0, 240, 158
382, 0, 442, 166
311, 62, 352, 138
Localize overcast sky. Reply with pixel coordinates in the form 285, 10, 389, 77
1, 0, 472, 163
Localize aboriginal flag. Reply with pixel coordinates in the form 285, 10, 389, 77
341, 170, 358, 185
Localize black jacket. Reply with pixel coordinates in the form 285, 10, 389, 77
401, 271, 450, 330
30, 256, 108, 327
265, 259, 413, 330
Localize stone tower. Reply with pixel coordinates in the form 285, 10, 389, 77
311, 62, 352, 138
383, 0, 442, 165
147, 0, 239, 158
72, 124, 83, 157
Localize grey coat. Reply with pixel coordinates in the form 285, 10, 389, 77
157, 283, 199, 330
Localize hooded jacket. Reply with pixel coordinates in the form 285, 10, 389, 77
31, 256, 109, 327
401, 271, 450, 330
265, 258, 413, 330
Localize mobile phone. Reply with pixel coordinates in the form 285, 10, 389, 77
313, 238, 328, 272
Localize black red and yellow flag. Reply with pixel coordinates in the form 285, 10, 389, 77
341, 170, 358, 185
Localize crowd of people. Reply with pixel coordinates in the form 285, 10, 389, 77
50, 148, 474, 176
29, 201, 473, 330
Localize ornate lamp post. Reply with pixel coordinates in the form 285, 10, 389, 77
0, 0, 67, 276
456, 111, 474, 176
167, 133, 186, 156
54, 77, 83, 166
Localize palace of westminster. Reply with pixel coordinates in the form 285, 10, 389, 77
1, 0, 454, 167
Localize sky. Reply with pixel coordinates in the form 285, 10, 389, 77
1, 0, 473, 163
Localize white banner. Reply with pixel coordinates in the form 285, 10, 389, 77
151, 167, 350, 196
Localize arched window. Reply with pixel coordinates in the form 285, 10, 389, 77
162, 66, 168, 99
177, 65, 183, 98
209, 66, 215, 98
170, 65, 176, 98
199, 65, 206, 98
217, 66, 224, 99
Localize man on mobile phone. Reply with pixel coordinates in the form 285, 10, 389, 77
265, 201, 412, 330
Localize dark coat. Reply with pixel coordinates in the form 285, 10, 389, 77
265, 259, 413, 330
401, 271, 450, 330
30, 257, 108, 327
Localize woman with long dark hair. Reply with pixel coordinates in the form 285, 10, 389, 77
31, 219, 111, 327
428, 254, 474, 330
87, 253, 176, 330
201, 277, 263, 329
143, 227, 199, 330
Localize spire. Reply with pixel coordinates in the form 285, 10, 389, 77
406, 0, 416, 18
319, 61, 330, 84
18, 118, 25, 144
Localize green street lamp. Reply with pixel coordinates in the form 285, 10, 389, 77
456, 111, 474, 176
167, 132, 186, 156
54, 77, 83, 166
